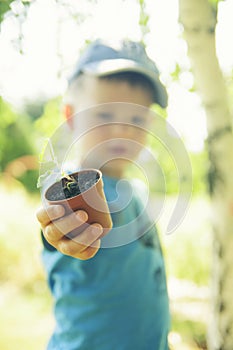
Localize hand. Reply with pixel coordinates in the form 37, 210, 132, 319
36, 205, 103, 260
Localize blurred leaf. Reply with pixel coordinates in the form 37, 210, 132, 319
208, 0, 224, 6
171, 63, 182, 82
34, 97, 63, 137
22, 99, 45, 120
139, 12, 149, 27
0, 96, 39, 191
0, 0, 14, 23
0, 0, 33, 24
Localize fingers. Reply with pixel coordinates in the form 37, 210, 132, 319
76, 240, 101, 260
36, 205, 103, 260
57, 224, 103, 259
36, 205, 65, 228
69, 223, 103, 248
43, 210, 88, 245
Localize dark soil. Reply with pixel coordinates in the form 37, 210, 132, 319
46, 171, 100, 201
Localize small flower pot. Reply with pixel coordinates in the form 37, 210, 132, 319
44, 169, 112, 238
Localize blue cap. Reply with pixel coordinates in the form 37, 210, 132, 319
68, 39, 168, 108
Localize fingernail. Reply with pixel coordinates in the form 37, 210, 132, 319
76, 211, 88, 222
92, 224, 103, 236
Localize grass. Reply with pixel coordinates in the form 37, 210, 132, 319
0, 180, 211, 349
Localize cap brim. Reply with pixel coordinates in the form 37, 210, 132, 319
82, 59, 168, 108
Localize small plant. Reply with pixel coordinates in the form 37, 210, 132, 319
45, 170, 100, 201
38, 139, 112, 231
61, 172, 100, 199
62, 175, 81, 198
44, 169, 113, 234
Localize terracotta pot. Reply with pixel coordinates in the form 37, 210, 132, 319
44, 169, 112, 238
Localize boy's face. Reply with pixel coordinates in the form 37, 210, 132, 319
67, 77, 153, 177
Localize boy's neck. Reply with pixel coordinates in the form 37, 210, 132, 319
100, 164, 125, 179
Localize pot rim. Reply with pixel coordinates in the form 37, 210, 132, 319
44, 168, 102, 203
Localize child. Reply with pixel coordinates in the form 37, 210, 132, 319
36, 39, 170, 350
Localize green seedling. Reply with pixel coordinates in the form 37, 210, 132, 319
62, 175, 81, 198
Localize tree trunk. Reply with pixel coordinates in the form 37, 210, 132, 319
178, 0, 233, 349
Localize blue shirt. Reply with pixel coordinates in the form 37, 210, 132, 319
42, 176, 170, 350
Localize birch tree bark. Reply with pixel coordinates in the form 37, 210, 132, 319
178, 0, 233, 349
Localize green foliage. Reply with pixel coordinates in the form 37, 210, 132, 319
22, 98, 45, 120
0, 96, 64, 193
0, 0, 32, 25
171, 63, 182, 82
0, 96, 17, 127
0, 98, 31, 167
0, 0, 32, 54
0, 0, 14, 23
126, 124, 207, 196
34, 97, 63, 137
170, 63, 197, 92
138, 0, 150, 44
172, 317, 207, 349
0, 119, 33, 168
0, 96, 38, 191
164, 194, 211, 286
189, 150, 209, 194
208, 0, 224, 8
